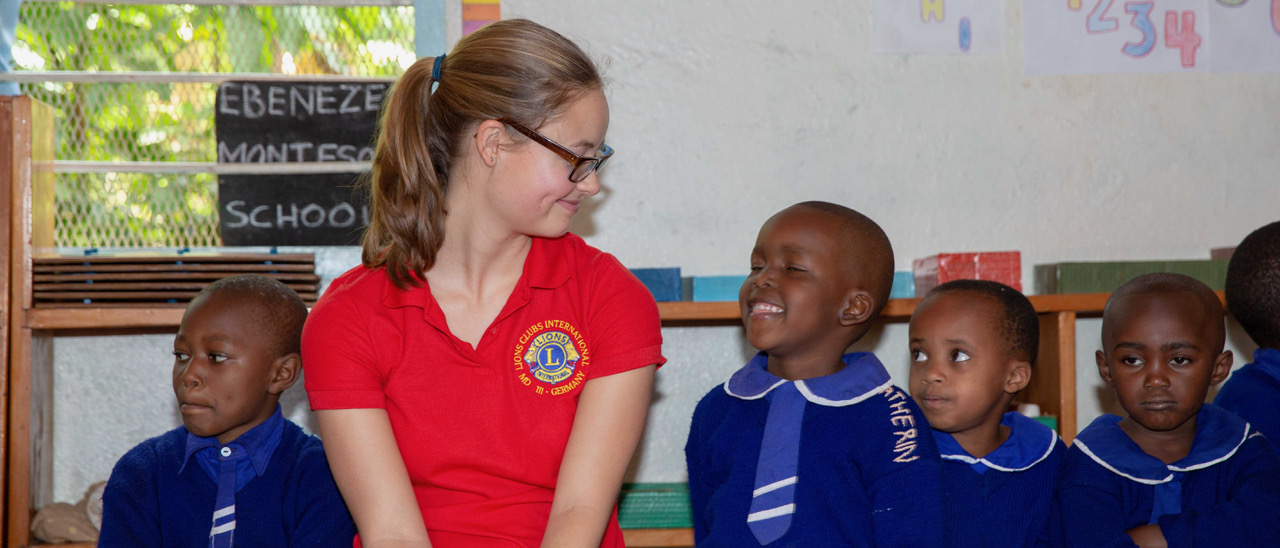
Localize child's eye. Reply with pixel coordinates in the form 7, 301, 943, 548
784, 264, 806, 272
1170, 356, 1193, 366
911, 349, 927, 363
951, 350, 970, 363
749, 264, 763, 272
208, 354, 228, 364
172, 351, 189, 361
1121, 356, 1145, 366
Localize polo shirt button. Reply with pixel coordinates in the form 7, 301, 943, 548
220, 447, 232, 457
490, 327, 497, 334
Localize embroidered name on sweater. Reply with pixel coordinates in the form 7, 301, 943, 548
885, 388, 920, 463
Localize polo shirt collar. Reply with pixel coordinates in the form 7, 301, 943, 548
179, 405, 285, 478
724, 352, 893, 407
936, 412, 1059, 473
1073, 404, 1251, 485
1252, 348, 1280, 384
380, 235, 573, 310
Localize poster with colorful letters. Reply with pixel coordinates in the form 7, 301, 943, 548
874, 0, 1006, 54
1024, 0, 1280, 74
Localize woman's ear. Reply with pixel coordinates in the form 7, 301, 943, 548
473, 119, 507, 168
839, 290, 876, 327
268, 353, 302, 395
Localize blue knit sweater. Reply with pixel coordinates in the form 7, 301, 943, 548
1215, 347, 1280, 455
936, 412, 1066, 548
1054, 405, 1280, 548
99, 420, 355, 547
686, 352, 946, 547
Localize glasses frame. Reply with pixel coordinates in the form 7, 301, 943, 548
496, 117, 614, 183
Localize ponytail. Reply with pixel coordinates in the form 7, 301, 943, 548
361, 19, 603, 289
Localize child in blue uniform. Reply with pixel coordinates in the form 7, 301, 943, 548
685, 201, 945, 547
908, 280, 1065, 548
1056, 273, 1280, 548
99, 275, 355, 547
1215, 220, 1280, 454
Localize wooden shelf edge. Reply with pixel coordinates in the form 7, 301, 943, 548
25, 291, 1220, 330
27, 306, 185, 330
621, 527, 694, 547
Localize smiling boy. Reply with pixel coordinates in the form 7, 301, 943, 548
909, 280, 1065, 548
685, 201, 945, 547
99, 275, 354, 547
1055, 273, 1280, 548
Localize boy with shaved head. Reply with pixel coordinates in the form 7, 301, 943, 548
1055, 273, 1280, 548
686, 201, 945, 547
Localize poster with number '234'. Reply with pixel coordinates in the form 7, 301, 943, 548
1024, 0, 1280, 73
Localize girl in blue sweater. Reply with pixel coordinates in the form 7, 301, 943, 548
908, 280, 1066, 548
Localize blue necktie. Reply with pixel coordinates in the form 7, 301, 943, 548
747, 382, 805, 545
209, 446, 241, 548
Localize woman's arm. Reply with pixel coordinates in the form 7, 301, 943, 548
316, 408, 433, 548
541, 364, 657, 548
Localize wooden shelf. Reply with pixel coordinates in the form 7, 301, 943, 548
22, 293, 1121, 331
622, 527, 694, 547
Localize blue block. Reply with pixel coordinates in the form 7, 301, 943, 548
692, 275, 746, 302
630, 268, 683, 302
890, 271, 916, 299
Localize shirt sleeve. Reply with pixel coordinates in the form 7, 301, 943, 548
287, 440, 358, 548
582, 253, 666, 379
1157, 435, 1280, 548
1053, 450, 1139, 548
97, 445, 163, 548
685, 392, 717, 542
301, 275, 389, 410
858, 390, 946, 548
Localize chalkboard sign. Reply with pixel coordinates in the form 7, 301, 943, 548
215, 80, 389, 245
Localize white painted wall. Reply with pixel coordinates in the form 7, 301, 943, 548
50, 0, 1280, 502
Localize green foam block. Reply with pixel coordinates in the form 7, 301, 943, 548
616, 482, 693, 529
1034, 260, 1229, 294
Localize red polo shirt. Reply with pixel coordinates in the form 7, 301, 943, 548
302, 233, 665, 548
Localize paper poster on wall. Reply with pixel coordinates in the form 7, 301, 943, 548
1024, 0, 1280, 74
873, 0, 1006, 54
462, 0, 499, 37
1209, 0, 1280, 72
1024, 0, 1210, 74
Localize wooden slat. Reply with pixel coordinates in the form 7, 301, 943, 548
0, 92, 15, 547
7, 95, 56, 548
35, 291, 318, 302
1023, 311, 1079, 442
33, 252, 314, 265
622, 528, 694, 547
34, 271, 319, 283
35, 263, 315, 274
35, 281, 319, 292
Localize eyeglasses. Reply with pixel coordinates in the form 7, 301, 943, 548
497, 118, 614, 183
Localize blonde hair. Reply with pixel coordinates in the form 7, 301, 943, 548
362, 19, 603, 288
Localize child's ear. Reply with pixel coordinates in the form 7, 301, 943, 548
838, 290, 876, 327
1004, 360, 1032, 394
1095, 350, 1114, 385
268, 353, 302, 395
1210, 350, 1233, 386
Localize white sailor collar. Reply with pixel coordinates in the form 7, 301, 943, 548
1074, 404, 1251, 485
936, 412, 1059, 473
723, 352, 893, 407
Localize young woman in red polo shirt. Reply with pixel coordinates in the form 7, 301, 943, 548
300, 19, 666, 548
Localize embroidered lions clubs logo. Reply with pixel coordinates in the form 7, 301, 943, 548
523, 330, 581, 385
